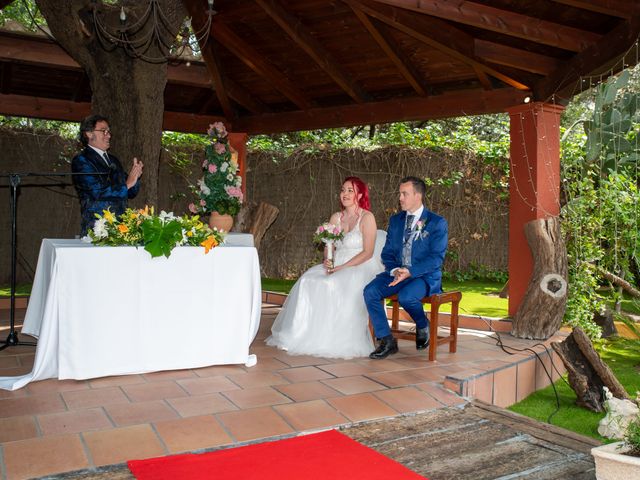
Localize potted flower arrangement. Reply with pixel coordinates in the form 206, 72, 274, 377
189, 122, 243, 231
87, 206, 225, 258
591, 388, 640, 480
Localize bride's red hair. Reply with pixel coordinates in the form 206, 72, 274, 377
342, 176, 370, 211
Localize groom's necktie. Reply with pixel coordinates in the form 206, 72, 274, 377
102, 153, 111, 168
404, 214, 415, 243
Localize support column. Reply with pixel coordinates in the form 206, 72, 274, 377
228, 132, 248, 195
506, 102, 564, 316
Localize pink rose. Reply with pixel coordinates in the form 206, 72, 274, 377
208, 164, 217, 173
214, 142, 226, 155
188, 203, 197, 213
318, 226, 324, 233
212, 121, 227, 137
200, 199, 206, 206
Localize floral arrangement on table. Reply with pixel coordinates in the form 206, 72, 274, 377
189, 122, 243, 217
87, 206, 225, 258
313, 222, 344, 268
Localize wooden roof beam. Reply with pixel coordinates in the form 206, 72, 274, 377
256, 0, 371, 103
0, 93, 226, 133
0, 30, 268, 115
535, 17, 640, 102
348, 2, 430, 96
0, 1, 14, 10
234, 87, 530, 134
372, 0, 601, 52
184, 0, 235, 120
551, 0, 638, 19
349, 0, 529, 90
474, 40, 562, 76
211, 21, 313, 110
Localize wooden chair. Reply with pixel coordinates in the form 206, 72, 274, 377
369, 291, 462, 361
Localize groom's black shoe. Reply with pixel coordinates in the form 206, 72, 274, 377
369, 336, 398, 360
416, 327, 430, 350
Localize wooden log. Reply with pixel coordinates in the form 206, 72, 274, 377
511, 217, 568, 339
232, 201, 279, 249
551, 327, 629, 412
499, 280, 509, 299
593, 308, 617, 338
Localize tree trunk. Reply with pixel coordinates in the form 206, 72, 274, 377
232, 201, 280, 249
551, 327, 629, 412
511, 217, 568, 339
35, 0, 187, 207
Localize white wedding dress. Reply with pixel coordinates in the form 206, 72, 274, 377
266, 216, 386, 359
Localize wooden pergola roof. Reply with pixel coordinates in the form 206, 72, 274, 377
1, 0, 639, 134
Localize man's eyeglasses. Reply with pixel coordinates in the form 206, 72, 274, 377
93, 128, 111, 135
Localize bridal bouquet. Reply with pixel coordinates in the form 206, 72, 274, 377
87, 206, 225, 258
313, 222, 343, 267
313, 222, 344, 244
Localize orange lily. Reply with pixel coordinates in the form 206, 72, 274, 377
200, 236, 218, 254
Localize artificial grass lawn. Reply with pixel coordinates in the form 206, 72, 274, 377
262, 277, 509, 318
508, 337, 640, 441
0, 284, 32, 297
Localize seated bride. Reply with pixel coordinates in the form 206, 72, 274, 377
266, 176, 385, 359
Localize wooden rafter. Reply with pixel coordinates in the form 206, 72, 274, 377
535, 17, 640, 101
348, 1, 429, 96
348, 0, 530, 90
551, 0, 637, 19
256, 0, 371, 103
0, 31, 268, 115
473, 66, 492, 90
184, 0, 235, 120
474, 40, 561, 76
211, 20, 312, 110
234, 87, 530, 134
0, 93, 225, 133
0, 62, 11, 94
372, 0, 601, 52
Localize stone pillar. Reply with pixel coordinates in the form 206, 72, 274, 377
506, 102, 564, 316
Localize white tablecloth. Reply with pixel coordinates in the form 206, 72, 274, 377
0, 237, 261, 390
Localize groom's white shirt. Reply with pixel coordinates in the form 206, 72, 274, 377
390, 204, 424, 275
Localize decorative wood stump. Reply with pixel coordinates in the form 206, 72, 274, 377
551, 327, 629, 412
232, 201, 279, 249
511, 217, 568, 339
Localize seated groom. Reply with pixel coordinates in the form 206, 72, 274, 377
364, 176, 448, 359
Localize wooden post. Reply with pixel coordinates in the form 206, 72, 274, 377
506, 102, 564, 317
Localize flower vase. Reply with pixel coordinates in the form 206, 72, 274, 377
209, 212, 234, 232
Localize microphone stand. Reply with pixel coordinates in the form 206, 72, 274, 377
0, 171, 108, 351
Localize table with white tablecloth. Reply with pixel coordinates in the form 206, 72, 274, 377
0, 234, 261, 390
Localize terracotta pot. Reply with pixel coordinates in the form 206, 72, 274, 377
591, 441, 640, 480
208, 212, 234, 232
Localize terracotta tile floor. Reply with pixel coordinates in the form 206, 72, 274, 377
0, 304, 567, 480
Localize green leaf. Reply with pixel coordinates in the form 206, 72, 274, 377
141, 218, 183, 258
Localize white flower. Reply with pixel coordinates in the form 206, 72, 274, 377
235, 176, 242, 187
80, 235, 92, 243
226, 173, 234, 181
230, 163, 238, 174
92, 218, 108, 239
221, 162, 229, 173
159, 210, 177, 223
197, 178, 211, 196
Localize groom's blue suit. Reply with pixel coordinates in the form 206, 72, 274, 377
364, 208, 448, 339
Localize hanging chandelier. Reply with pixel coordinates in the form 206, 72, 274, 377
89, 0, 216, 64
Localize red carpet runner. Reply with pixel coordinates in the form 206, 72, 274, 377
128, 429, 426, 479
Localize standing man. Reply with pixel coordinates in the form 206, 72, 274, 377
72, 115, 144, 235
364, 176, 448, 359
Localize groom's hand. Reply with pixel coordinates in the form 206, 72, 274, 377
388, 268, 411, 286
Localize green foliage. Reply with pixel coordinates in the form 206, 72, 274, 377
140, 216, 183, 258
0, 0, 45, 32
190, 123, 243, 216
561, 67, 640, 339
625, 415, 640, 456
248, 115, 511, 170
0, 116, 79, 140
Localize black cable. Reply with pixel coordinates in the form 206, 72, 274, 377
456, 304, 567, 424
